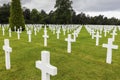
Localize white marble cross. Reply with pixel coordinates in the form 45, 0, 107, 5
63, 29, 66, 35
43, 28, 49, 47
72, 31, 77, 42
65, 34, 75, 53
20, 26, 22, 33
3, 39, 12, 70
52, 28, 55, 34
111, 30, 117, 41
37, 27, 41, 32
27, 30, 32, 42
9, 28, 12, 37
14, 26, 16, 32
34, 27, 37, 36
94, 31, 102, 46
17, 29, 21, 40
102, 38, 118, 64
2, 27, 5, 36
104, 29, 107, 37
26, 27, 29, 33
56, 29, 60, 39
91, 30, 95, 39
36, 51, 57, 80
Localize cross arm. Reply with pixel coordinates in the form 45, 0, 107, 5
102, 44, 108, 48
43, 35, 49, 38
36, 61, 57, 76
112, 45, 118, 49
3, 46, 12, 52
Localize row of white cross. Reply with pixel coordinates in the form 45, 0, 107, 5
1, 26, 81, 80
3, 39, 57, 80
88, 28, 117, 46
1, 25, 119, 80
1, 26, 81, 54
1, 26, 75, 39
86, 26, 119, 64
1, 25, 119, 60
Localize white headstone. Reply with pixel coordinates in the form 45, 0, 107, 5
34, 27, 37, 36
14, 26, 16, 32
72, 31, 77, 42
94, 31, 102, 46
104, 29, 107, 37
53, 28, 55, 34
111, 30, 117, 41
17, 29, 21, 40
56, 29, 60, 39
65, 34, 74, 53
43, 28, 49, 47
9, 28, 12, 37
27, 30, 32, 42
20, 26, 22, 33
91, 30, 95, 39
26, 27, 29, 33
63, 29, 66, 35
36, 51, 57, 80
3, 39, 12, 70
102, 38, 118, 64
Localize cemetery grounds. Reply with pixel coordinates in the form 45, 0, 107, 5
0, 25, 120, 80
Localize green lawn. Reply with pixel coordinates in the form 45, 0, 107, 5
0, 26, 120, 80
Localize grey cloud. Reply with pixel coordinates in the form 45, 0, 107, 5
72, 0, 120, 12
1, 0, 120, 12
0, 0, 31, 5
0, 0, 10, 5
21, 0, 32, 5
22, 0, 56, 13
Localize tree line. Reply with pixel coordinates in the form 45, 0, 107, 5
0, 2, 120, 25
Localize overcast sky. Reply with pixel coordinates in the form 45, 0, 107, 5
0, 0, 120, 19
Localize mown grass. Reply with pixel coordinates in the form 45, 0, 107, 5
0, 26, 120, 80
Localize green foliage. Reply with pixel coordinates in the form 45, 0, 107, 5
40, 10, 48, 24
23, 8, 31, 24
54, 0, 73, 24
30, 9, 40, 24
1, 2, 120, 25
0, 4, 10, 24
9, 0, 25, 31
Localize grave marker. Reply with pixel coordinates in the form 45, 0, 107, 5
20, 26, 22, 33
34, 27, 37, 36
65, 34, 74, 53
111, 30, 117, 41
63, 29, 66, 35
102, 38, 118, 64
43, 28, 49, 47
94, 31, 102, 46
72, 31, 77, 42
56, 29, 60, 39
27, 30, 32, 42
36, 51, 57, 80
104, 29, 107, 37
3, 39, 12, 70
9, 28, 12, 37
17, 29, 21, 40
14, 26, 16, 32
91, 30, 95, 39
